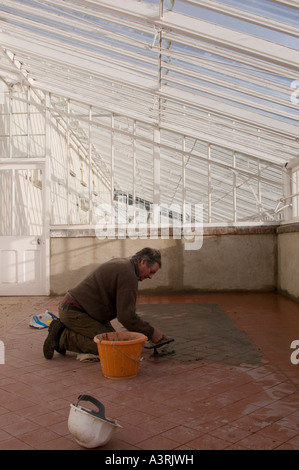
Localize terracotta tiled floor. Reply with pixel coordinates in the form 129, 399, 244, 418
1, 292, 299, 450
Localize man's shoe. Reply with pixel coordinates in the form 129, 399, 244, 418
43, 319, 65, 359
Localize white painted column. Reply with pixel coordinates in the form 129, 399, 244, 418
44, 92, 51, 294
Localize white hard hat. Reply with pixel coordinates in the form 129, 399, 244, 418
68, 395, 121, 448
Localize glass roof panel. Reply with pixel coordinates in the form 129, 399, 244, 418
0, 0, 298, 223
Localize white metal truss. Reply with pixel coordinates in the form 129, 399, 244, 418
0, 0, 298, 224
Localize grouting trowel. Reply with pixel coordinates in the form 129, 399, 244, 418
144, 337, 175, 359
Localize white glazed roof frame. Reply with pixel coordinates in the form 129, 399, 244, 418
0, 1, 297, 149
0, 0, 298, 223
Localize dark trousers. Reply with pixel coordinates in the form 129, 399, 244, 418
59, 305, 115, 355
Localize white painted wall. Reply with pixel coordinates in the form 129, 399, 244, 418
50, 229, 277, 296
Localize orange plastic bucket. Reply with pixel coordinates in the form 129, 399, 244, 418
94, 332, 148, 380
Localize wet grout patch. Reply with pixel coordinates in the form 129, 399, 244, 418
137, 303, 262, 366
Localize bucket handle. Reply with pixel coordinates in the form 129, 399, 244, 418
112, 343, 144, 363
75, 394, 116, 424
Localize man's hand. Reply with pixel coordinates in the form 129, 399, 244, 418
151, 328, 166, 344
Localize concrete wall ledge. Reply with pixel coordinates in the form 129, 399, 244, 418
50, 224, 279, 238
202, 225, 278, 235
277, 223, 299, 234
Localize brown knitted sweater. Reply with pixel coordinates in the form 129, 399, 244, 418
68, 257, 154, 339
